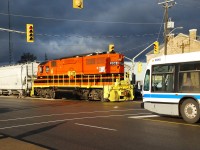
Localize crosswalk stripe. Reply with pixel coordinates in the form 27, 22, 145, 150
128, 115, 159, 119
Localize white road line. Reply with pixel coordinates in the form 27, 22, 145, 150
0, 109, 145, 122
0, 113, 147, 130
128, 115, 159, 119
75, 123, 117, 131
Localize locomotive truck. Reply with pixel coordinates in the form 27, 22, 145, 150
33, 51, 134, 101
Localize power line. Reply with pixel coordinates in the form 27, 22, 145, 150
0, 27, 159, 39
1, 27, 199, 41
0, 12, 163, 25
157, 10, 165, 41
176, 1, 200, 9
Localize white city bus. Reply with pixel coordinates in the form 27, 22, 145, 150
142, 51, 200, 123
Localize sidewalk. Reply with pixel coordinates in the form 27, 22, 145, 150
0, 135, 47, 150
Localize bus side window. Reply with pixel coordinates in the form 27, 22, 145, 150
165, 74, 174, 92
152, 74, 162, 92
144, 70, 150, 91
180, 72, 192, 91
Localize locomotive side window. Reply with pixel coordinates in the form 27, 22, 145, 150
46, 66, 50, 73
39, 66, 43, 73
51, 61, 56, 67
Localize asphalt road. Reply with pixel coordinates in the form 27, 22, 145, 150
0, 96, 200, 150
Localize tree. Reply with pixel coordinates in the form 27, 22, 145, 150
18, 52, 37, 63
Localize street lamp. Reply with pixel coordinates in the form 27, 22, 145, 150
168, 26, 183, 35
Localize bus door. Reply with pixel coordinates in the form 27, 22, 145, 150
143, 69, 151, 101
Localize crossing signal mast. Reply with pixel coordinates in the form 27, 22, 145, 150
26, 24, 34, 42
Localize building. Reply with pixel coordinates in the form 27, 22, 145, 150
146, 29, 200, 63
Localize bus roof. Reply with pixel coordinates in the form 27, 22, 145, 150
148, 51, 200, 65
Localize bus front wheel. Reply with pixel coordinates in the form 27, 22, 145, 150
181, 99, 200, 123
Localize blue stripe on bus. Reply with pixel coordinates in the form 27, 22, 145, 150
143, 94, 200, 99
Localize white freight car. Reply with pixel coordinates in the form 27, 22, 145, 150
0, 62, 39, 96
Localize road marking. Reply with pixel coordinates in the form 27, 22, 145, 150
0, 109, 145, 122
129, 115, 200, 128
0, 113, 147, 130
75, 123, 117, 131
128, 115, 159, 119
143, 118, 200, 127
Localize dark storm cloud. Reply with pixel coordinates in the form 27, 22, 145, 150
0, 0, 200, 65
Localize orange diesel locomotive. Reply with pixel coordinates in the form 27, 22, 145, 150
33, 51, 134, 101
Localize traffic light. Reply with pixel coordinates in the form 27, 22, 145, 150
109, 44, 114, 53
73, 0, 83, 9
153, 41, 159, 54
26, 24, 34, 42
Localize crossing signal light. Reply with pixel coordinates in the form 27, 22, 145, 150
26, 24, 34, 42
153, 41, 159, 54
73, 0, 83, 9
109, 44, 115, 53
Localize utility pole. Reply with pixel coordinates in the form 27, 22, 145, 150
8, 0, 12, 64
158, 0, 176, 55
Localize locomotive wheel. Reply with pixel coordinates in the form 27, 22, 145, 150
80, 90, 89, 100
88, 89, 103, 101
49, 91, 56, 99
42, 89, 47, 98
38, 89, 43, 98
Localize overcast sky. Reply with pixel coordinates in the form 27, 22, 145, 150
0, 0, 199, 65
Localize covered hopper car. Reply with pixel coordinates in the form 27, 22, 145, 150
33, 51, 134, 101
0, 62, 39, 96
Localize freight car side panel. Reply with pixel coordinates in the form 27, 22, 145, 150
0, 66, 26, 90
0, 62, 39, 95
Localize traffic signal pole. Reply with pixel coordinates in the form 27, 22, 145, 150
8, 0, 12, 64
0, 28, 25, 34
164, 2, 168, 56
132, 42, 154, 63
124, 42, 154, 75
